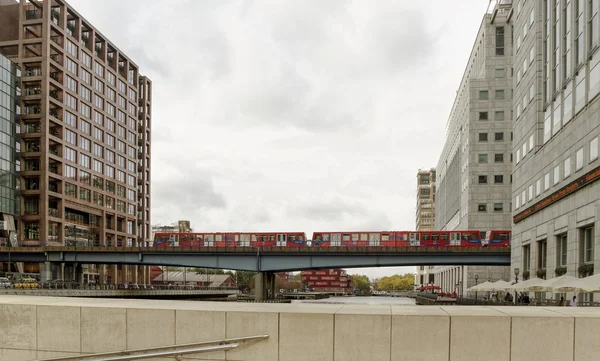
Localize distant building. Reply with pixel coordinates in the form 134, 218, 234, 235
301, 269, 352, 294
151, 220, 192, 243
433, 2, 513, 296
415, 168, 436, 287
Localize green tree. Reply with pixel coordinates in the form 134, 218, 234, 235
235, 270, 257, 290
351, 274, 371, 293
376, 274, 415, 291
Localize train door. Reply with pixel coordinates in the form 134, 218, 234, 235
381, 233, 392, 247
481, 231, 490, 247
240, 234, 250, 247
204, 234, 214, 247
369, 233, 380, 247
331, 233, 341, 247
409, 232, 420, 246
351, 233, 359, 247
421, 233, 431, 246
449, 232, 461, 246
234, 234, 240, 247
215, 234, 223, 247
431, 232, 439, 246
169, 234, 179, 247
276, 234, 287, 247
395, 232, 409, 247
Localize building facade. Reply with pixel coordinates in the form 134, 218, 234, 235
415, 168, 436, 286
301, 269, 353, 294
0, 54, 19, 262
0, 0, 152, 284
434, 2, 513, 295
511, 0, 600, 300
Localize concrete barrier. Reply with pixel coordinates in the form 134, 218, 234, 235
0, 296, 598, 361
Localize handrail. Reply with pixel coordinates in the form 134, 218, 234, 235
34, 335, 269, 361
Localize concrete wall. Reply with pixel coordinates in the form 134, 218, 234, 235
0, 296, 599, 361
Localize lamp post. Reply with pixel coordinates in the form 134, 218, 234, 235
71, 225, 77, 283
474, 274, 479, 299
514, 268, 520, 304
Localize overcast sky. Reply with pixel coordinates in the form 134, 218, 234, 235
69, 0, 490, 279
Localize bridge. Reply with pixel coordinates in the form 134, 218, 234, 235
1, 246, 510, 301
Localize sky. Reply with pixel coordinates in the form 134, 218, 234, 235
68, 0, 491, 279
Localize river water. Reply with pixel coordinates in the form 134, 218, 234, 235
292, 296, 416, 305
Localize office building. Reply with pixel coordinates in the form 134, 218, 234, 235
415, 168, 436, 286
433, 1, 513, 295
511, 0, 599, 300
0, 54, 19, 271
0, 0, 152, 284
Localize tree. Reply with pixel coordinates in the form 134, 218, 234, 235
351, 274, 371, 293
376, 274, 415, 291
190, 268, 225, 275
235, 270, 257, 290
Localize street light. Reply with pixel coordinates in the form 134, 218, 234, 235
474, 274, 479, 299
514, 268, 520, 304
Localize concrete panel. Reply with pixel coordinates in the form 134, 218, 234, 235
449, 315, 510, 361
81, 307, 127, 353
574, 317, 600, 361
0, 304, 37, 350
37, 305, 81, 353
0, 349, 37, 361
511, 316, 574, 361
279, 313, 334, 361
126, 308, 175, 349
334, 313, 391, 361
226, 311, 279, 361
175, 310, 226, 360
391, 309, 449, 361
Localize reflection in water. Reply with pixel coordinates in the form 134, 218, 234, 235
292, 296, 416, 305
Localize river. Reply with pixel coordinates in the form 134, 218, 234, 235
292, 296, 416, 305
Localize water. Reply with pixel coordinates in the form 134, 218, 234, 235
292, 296, 416, 305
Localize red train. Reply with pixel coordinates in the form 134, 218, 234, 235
152, 230, 510, 248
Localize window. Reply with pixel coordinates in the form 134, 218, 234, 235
495, 111, 504, 121
494, 132, 504, 141
494, 153, 504, 163
537, 239, 547, 270
523, 245, 531, 273
556, 234, 567, 267
494, 68, 505, 77
479, 111, 488, 120
479, 90, 489, 100
544, 173, 550, 191
494, 175, 503, 184
79, 137, 90, 152
495, 90, 504, 100
478, 154, 488, 163
496, 26, 504, 55
478, 175, 488, 184
553, 166, 560, 185
80, 171, 91, 185
516, 195, 520, 209
516, 149, 521, 163
79, 154, 91, 169
479, 133, 488, 142
493, 203, 503, 212
581, 226, 594, 263
64, 147, 76, 162
576, 147, 584, 170
65, 183, 77, 198
591, 137, 599, 161
478, 204, 487, 212
529, 134, 534, 151
528, 185, 534, 200
536, 179, 541, 196
564, 157, 571, 178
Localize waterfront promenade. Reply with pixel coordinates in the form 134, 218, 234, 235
0, 296, 599, 361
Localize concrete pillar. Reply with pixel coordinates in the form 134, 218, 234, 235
40, 262, 52, 282
254, 272, 266, 301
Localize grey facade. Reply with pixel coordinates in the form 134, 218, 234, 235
415, 168, 436, 286
0, 54, 18, 248
512, 0, 600, 299
434, 3, 514, 294
0, 0, 152, 284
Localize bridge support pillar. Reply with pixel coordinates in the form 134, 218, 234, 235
40, 262, 60, 282
254, 272, 276, 301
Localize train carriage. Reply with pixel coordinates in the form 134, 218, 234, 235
483, 230, 511, 247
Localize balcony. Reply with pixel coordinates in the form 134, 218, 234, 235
23, 124, 41, 134
137, 178, 143, 186
48, 208, 60, 218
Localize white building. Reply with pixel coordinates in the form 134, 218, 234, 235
434, 2, 513, 295
511, 0, 600, 302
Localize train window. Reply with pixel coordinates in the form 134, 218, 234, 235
260, 235, 266, 243
268, 235, 275, 242
323, 234, 330, 241
409, 233, 420, 241
401, 233, 408, 240
331, 234, 341, 246
288, 234, 296, 241
480, 231, 487, 240
422, 233, 430, 241
382, 234, 389, 241
360, 233, 368, 241
368, 233, 380, 246
216, 234, 222, 242
299, 234, 304, 241
234, 234, 239, 242
343, 234, 350, 241
205, 234, 214, 246
240, 234, 250, 246
440, 233, 448, 241
499, 232, 509, 240
352, 233, 359, 242
431, 233, 439, 241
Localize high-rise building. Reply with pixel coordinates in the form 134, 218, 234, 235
0, 0, 152, 284
433, 1, 513, 295
511, 1, 599, 300
415, 168, 436, 286
0, 54, 19, 260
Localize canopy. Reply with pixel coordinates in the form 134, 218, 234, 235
419, 285, 441, 291
557, 273, 600, 293
507, 277, 548, 292
487, 280, 513, 292
529, 275, 580, 292
467, 281, 494, 292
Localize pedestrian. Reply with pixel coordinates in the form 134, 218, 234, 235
570, 296, 577, 307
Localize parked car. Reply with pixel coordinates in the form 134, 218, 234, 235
0, 277, 10, 289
